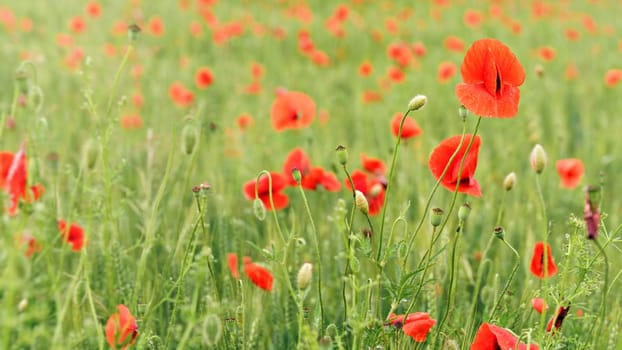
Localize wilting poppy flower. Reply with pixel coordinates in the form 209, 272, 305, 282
17, 234, 41, 258
105, 304, 139, 350
270, 89, 316, 131
391, 113, 422, 139
243, 256, 273, 291
242, 172, 289, 211
471, 323, 539, 350
58, 219, 85, 251
584, 186, 600, 240
531, 298, 548, 314
345, 170, 385, 216
0, 146, 44, 216
388, 312, 436, 342
604, 69, 622, 87
529, 242, 557, 279
227, 253, 240, 279
456, 38, 526, 118
546, 305, 571, 332
555, 158, 584, 189
195, 67, 214, 88
429, 134, 482, 197
438, 61, 457, 83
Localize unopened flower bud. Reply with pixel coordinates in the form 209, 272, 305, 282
253, 199, 266, 221
355, 190, 369, 215
530, 144, 547, 174
296, 262, 313, 290
291, 168, 302, 185
430, 207, 444, 227
459, 105, 469, 120
458, 203, 471, 221
17, 298, 28, 312
181, 122, 199, 155
493, 226, 505, 240
336, 145, 348, 166
81, 139, 99, 171
407, 94, 427, 112
128, 24, 141, 42
503, 172, 517, 191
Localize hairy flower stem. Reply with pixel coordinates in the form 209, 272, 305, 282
404, 226, 438, 316
489, 239, 520, 321
340, 164, 357, 334
295, 184, 325, 335
590, 239, 609, 347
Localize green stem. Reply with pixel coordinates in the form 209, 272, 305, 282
489, 239, 520, 321
341, 165, 357, 328
590, 239, 609, 347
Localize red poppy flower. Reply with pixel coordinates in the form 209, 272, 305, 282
604, 69, 622, 87
471, 323, 539, 349
359, 61, 373, 77
169, 82, 194, 107
464, 9, 484, 28
564, 62, 578, 80
85, 1, 101, 18
1, 146, 44, 216
456, 38, 526, 118
227, 253, 240, 279
438, 61, 457, 83
360, 153, 386, 176
531, 298, 548, 314
58, 219, 86, 251
444, 35, 465, 52
428, 134, 482, 197
537, 47, 556, 62
388, 312, 436, 342
391, 113, 422, 139
242, 172, 289, 211
546, 305, 571, 333
282, 148, 312, 186
236, 113, 254, 130
270, 89, 316, 131
564, 28, 580, 41
529, 242, 557, 279
345, 170, 385, 216
387, 66, 405, 83
17, 234, 41, 258
69, 16, 86, 34
195, 67, 214, 89
387, 42, 412, 67
105, 304, 139, 350
412, 42, 426, 57
301, 167, 341, 192
555, 158, 584, 189
362, 90, 383, 104
147, 16, 165, 36
243, 256, 273, 291
120, 114, 143, 129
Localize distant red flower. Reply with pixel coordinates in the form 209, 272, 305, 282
169, 82, 194, 107
387, 66, 405, 83
456, 38, 526, 118
132, 92, 144, 108
429, 134, 482, 197
242, 172, 289, 211
0, 145, 45, 216
412, 42, 426, 57
547, 305, 571, 333
564, 62, 578, 80
345, 170, 385, 215
388, 312, 436, 342
444, 35, 465, 52
604, 69, 622, 87
387, 42, 412, 67
531, 298, 548, 314
282, 148, 312, 186
438, 61, 457, 83
120, 114, 143, 129
236, 113, 254, 130
464, 9, 484, 28
282, 148, 341, 192
530, 242, 557, 279
471, 323, 539, 350
69, 16, 86, 34
360, 153, 386, 177
105, 304, 139, 350
17, 234, 41, 258
391, 113, 422, 139
359, 60, 373, 77
310, 50, 330, 66
251, 62, 264, 79
564, 28, 580, 41
270, 89, 316, 131
195, 67, 214, 89
243, 256, 273, 291
537, 47, 556, 62
189, 21, 202, 37
58, 219, 85, 251
555, 158, 584, 189
85, 2, 102, 18
362, 90, 383, 104
227, 253, 240, 279
148, 16, 165, 36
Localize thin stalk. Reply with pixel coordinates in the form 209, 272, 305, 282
489, 239, 520, 320
590, 239, 609, 347
341, 165, 357, 327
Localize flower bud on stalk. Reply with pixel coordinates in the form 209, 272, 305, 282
296, 262, 313, 290
530, 144, 547, 174
355, 190, 369, 215
407, 94, 427, 112
336, 145, 348, 166
503, 172, 517, 191
430, 208, 444, 227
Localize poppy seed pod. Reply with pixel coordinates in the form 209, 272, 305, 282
127, 24, 141, 42
181, 123, 199, 155
458, 105, 469, 120
503, 172, 517, 191
430, 208, 444, 227
458, 203, 471, 221
296, 262, 313, 290
493, 226, 505, 240
407, 94, 427, 112
291, 168, 302, 185
355, 190, 369, 215
336, 145, 348, 166
530, 144, 547, 174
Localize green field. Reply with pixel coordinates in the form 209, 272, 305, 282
1, 1, 621, 349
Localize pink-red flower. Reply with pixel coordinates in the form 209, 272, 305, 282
282, 148, 341, 191
271, 89, 316, 131
0, 145, 45, 216
471, 323, 539, 350
242, 172, 289, 211
227, 253, 240, 279
58, 219, 86, 251
345, 170, 385, 216
555, 158, 584, 189
529, 242, 557, 279
388, 312, 436, 342
243, 256, 273, 291
428, 134, 482, 197
531, 298, 548, 314
105, 304, 139, 350
391, 113, 422, 139
456, 38, 526, 118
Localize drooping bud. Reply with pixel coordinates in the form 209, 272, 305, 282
503, 172, 517, 191
15, 69, 29, 94
253, 199, 266, 221
458, 202, 471, 222
355, 190, 369, 215
407, 94, 427, 112
336, 145, 348, 166
127, 24, 141, 42
530, 144, 547, 174
181, 122, 199, 155
430, 208, 444, 227
493, 226, 505, 240
296, 262, 313, 290
291, 168, 302, 185
458, 105, 469, 120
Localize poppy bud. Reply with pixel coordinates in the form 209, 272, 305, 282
355, 190, 369, 215
17, 298, 28, 312
407, 94, 427, 112
493, 226, 505, 240
253, 198, 266, 221
291, 168, 302, 185
128, 24, 141, 42
81, 139, 99, 171
201, 314, 223, 346
181, 122, 199, 155
503, 172, 517, 191
336, 145, 348, 166
458, 105, 469, 120
458, 203, 471, 221
430, 208, 444, 227
296, 262, 313, 290
15, 69, 29, 94
530, 144, 547, 174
